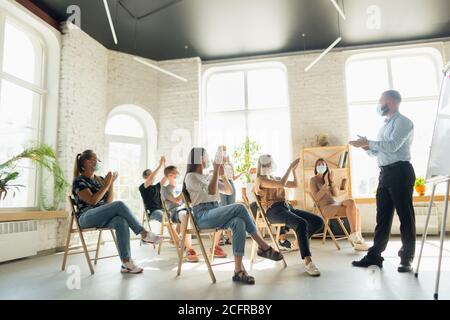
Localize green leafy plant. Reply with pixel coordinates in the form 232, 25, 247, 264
0, 143, 69, 210
415, 177, 426, 187
232, 137, 261, 183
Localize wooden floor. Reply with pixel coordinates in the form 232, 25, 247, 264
1, 236, 449, 300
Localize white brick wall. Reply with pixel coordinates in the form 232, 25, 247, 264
107, 51, 159, 117
58, 24, 109, 181
157, 58, 202, 168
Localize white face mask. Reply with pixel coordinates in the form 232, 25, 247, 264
316, 165, 327, 174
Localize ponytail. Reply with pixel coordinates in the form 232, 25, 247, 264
73, 153, 82, 178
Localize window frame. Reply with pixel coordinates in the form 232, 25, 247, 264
0, 11, 48, 211
345, 47, 444, 199
201, 62, 291, 147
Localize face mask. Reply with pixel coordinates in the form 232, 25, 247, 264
377, 104, 389, 116
250, 174, 257, 181
316, 165, 327, 174
94, 161, 102, 172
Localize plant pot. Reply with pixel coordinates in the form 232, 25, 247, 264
415, 185, 426, 196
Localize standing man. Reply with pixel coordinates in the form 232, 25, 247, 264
349, 90, 416, 273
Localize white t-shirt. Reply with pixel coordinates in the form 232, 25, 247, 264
184, 172, 226, 207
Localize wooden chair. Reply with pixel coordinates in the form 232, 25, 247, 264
61, 196, 119, 275
307, 191, 352, 250
158, 194, 182, 259
177, 194, 233, 283
248, 192, 290, 269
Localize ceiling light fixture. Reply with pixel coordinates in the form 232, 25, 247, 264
103, 0, 118, 44
329, 0, 346, 20
304, 37, 342, 72
133, 57, 188, 82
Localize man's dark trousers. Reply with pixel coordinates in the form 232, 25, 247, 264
368, 161, 416, 264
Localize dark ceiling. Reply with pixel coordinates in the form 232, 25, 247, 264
31, 0, 450, 61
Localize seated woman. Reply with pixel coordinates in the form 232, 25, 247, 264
183, 147, 283, 285
255, 155, 324, 277
310, 158, 368, 251
72, 150, 163, 274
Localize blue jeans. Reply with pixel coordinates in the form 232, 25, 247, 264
78, 201, 144, 261
193, 202, 257, 257
220, 180, 236, 206
148, 208, 184, 223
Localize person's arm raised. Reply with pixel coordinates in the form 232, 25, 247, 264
286, 159, 300, 188
144, 156, 166, 188
208, 163, 221, 195
78, 172, 113, 205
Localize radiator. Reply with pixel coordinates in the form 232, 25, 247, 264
0, 220, 38, 262
391, 204, 439, 235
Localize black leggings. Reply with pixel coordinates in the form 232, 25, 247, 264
267, 202, 324, 259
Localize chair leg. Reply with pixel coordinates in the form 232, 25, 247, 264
209, 230, 223, 263
94, 230, 103, 265
322, 219, 328, 244
157, 215, 165, 255
61, 215, 74, 271
177, 217, 188, 276
197, 231, 216, 284
327, 224, 341, 250
78, 229, 95, 275
168, 221, 182, 260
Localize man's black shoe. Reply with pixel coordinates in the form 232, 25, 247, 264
398, 259, 413, 273
352, 255, 383, 268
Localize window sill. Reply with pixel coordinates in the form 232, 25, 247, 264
355, 195, 446, 204
0, 210, 67, 222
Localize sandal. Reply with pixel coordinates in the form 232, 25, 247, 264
257, 246, 284, 261
232, 270, 255, 285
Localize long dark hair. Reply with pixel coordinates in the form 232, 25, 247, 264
74, 150, 95, 179
314, 158, 331, 186
182, 147, 207, 203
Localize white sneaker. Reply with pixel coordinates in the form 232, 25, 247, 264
349, 232, 369, 251
141, 231, 163, 245
348, 232, 359, 245
121, 259, 143, 274
305, 261, 321, 277
353, 241, 369, 251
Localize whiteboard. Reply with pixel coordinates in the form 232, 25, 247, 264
426, 62, 450, 180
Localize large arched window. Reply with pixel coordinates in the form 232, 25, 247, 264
202, 62, 292, 188
0, 14, 46, 208
346, 47, 443, 198
105, 106, 157, 216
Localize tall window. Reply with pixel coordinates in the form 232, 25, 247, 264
346, 48, 443, 197
0, 16, 45, 208
203, 62, 292, 181
105, 113, 147, 217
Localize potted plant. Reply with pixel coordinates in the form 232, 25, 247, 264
231, 137, 261, 198
415, 177, 426, 196
315, 134, 329, 147
0, 143, 69, 210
